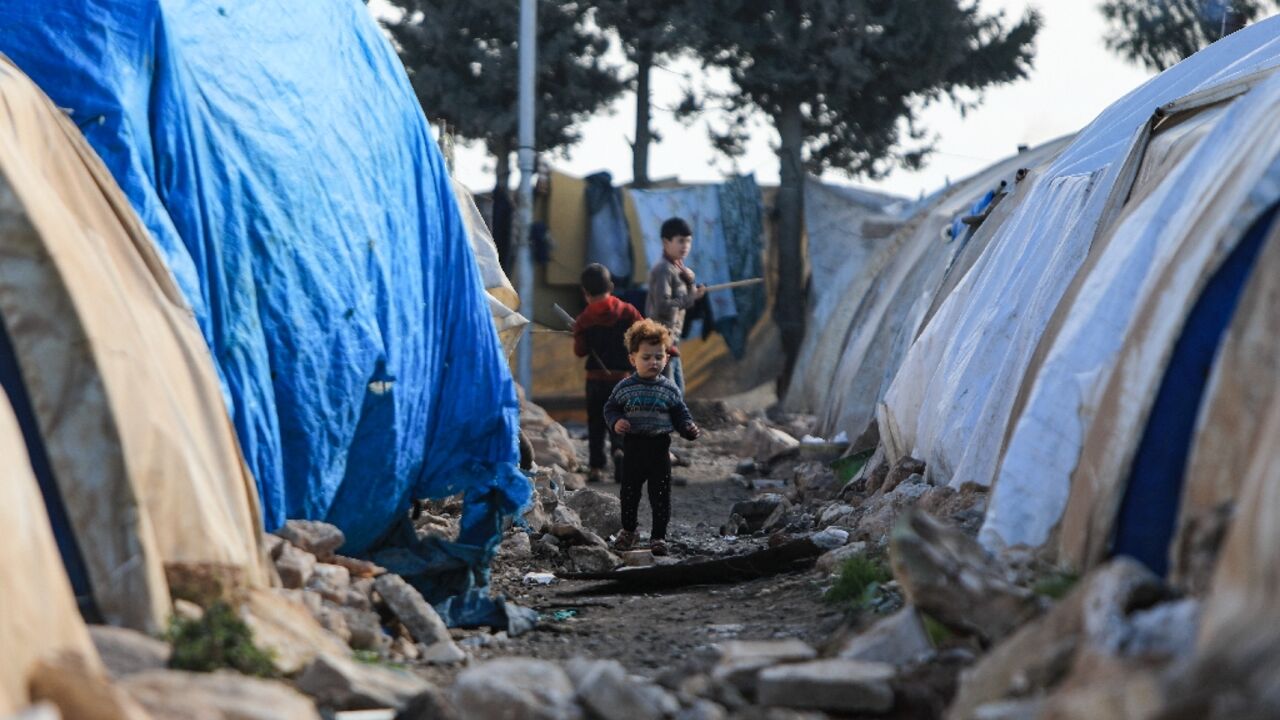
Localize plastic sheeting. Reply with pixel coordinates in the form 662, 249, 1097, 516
984, 71, 1280, 555
585, 171, 633, 283
0, 388, 101, 716
716, 174, 767, 359
454, 181, 529, 359
0, 57, 267, 633
879, 19, 1280, 494
0, 0, 528, 555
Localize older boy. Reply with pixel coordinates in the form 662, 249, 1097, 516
645, 217, 706, 395
603, 319, 701, 555
574, 264, 643, 483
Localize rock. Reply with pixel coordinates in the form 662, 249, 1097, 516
275, 543, 317, 590
883, 457, 926, 494
889, 510, 1044, 645
735, 459, 758, 475
561, 472, 587, 492
547, 520, 608, 549
948, 558, 1164, 720
810, 527, 848, 550
451, 658, 581, 720
523, 496, 552, 535
275, 519, 346, 560
743, 420, 799, 463
621, 550, 655, 567
349, 578, 375, 610
164, 562, 248, 608
675, 699, 727, 720
819, 503, 855, 526
27, 653, 151, 720
727, 494, 791, 535
500, 531, 533, 559
756, 659, 895, 714
419, 639, 468, 665
239, 588, 351, 675
172, 600, 204, 623
566, 658, 669, 720
394, 687, 459, 720
373, 575, 452, 648
521, 397, 578, 470
815, 542, 869, 574
88, 626, 170, 680
793, 462, 840, 499
307, 563, 351, 604
340, 606, 390, 653
751, 478, 788, 491
551, 503, 583, 530
969, 698, 1045, 720
568, 545, 620, 573
837, 607, 933, 666
712, 639, 817, 695
296, 653, 430, 711
564, 489, 623, 538
329, 554, 385, 579
534, 535, 562, 557
122, 669, 320, 720
312, 600, 352, 645
1118, 599, 1199, 660
391, 637, 420, 662
262, 534, 287, 561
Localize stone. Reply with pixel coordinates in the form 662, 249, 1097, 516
743, 420, 799, 463
810, 527, 848, 550
523, 497, 552, 535
341, 606, 391, 652
308, 563, 352, 604
172, 600, 204, 623
674, 699, 727, 720
712, 639, 817, 695
450, 658, 581, 720
296, 653, 431, 711
27, 653, 152, 720
500, 531, 533, 559
883, 457, 926, 494
1117, 599, 1198, 660
948, 558, 1164, 720
313, 600, 352, 645
349, 578, 375, 610
819, 503, 855, 526
275, 543, 318, 590
727, 494, 791, 535
88, 626, 170, 680
837, 607, 933, 666
568, 545, 619, 573
164, 562, 247, 608
275, 519, 346, 560
793, 462, 840, 499
815, 541, 869, 574
262, 534, 287, 561
329, 554, 385, 579
5, 702, 61, 720
121, 670, 320, 720
566, 658, 668, 720
419, 640, 468, 665
564, 488, 623, 538
534, 535, 562, 557
239, 588, 351, 675
551, 503, 583, 530
521, 397, 579, 470
621, 550, 655, 567
390, 637, 420, 662
751, 478, 788, 491
756, 659, 895, 714
970, 698, 1045, 720
735, 459, 758, 475
373, 575, 451, 647
394, 687, 459, 720
889, 510, 1044, 645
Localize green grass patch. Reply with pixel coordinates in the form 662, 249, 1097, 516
1033, 571, 1079, 600
167, 602, 277, 678
832, 448, 876, 484
920, 612, 953, 647
824, 554, 892, 612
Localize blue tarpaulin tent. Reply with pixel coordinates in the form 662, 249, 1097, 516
0, 0, 529, 574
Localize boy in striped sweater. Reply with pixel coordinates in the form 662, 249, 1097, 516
603, 319, 701, 555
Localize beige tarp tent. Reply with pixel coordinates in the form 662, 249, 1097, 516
0, 387, 101, 716
0, 57, 267, 633
453, 180, 528, 357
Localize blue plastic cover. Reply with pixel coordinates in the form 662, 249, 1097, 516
0, 0, 529, 555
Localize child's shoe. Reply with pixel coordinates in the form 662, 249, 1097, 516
587, 467, 605, 483
650, 538, 668, 556
613, 529, 637, 551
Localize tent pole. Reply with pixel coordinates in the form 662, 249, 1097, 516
514, 0, 537, 395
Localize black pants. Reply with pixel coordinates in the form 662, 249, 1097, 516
586, 379, 622, 471
621, 433, 672, 540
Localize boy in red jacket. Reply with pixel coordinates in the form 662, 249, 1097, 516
574, 264, 643, 483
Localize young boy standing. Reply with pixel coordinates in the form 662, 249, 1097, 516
574, 264, 643, 483
645, 217, 706, 395
603, 319, 701, 555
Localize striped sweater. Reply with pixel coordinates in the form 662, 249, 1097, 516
602, 374, 697, 437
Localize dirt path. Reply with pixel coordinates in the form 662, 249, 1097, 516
435, 425, 845, 680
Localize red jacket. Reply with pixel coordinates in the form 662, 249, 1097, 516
574, 295, 643, 382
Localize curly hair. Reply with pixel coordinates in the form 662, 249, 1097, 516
624, 318, 672, 354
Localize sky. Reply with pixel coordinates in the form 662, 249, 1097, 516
373, 1, 1156, 200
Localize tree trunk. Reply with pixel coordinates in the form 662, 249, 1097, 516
491, 137, 514, 271
773, 101, 806, 397
632, 48, 653, 188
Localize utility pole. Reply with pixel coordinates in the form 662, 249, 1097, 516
514, 0, 537, 393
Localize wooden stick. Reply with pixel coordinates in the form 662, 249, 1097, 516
700, 277, 764, 293
552, 303, 609, 369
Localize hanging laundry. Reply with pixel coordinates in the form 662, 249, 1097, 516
717, 174, 766, 358
585, 171, 633, 284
